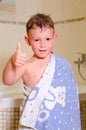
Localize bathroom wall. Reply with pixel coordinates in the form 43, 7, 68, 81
0, 0, 86, 94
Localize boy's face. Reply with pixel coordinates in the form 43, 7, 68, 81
26, 27, 57, 59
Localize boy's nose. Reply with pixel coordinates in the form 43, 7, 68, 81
40, 40, 45, 47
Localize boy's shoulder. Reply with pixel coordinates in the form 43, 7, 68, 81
52, 53, 74, 77
53, 53, 71, 69
54, 53, 69, 63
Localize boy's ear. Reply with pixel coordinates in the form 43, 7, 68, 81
52, 34, 58, 46
53, 34, 57, 44
24, 36, 31, 46
54, 34, 58, 40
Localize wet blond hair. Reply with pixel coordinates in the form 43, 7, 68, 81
26, 13, 55, 34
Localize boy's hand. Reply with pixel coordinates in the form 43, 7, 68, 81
11, 42, 27, 67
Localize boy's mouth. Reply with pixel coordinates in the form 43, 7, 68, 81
39, 50, 46, 52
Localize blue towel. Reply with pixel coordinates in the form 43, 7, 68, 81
19, 54, 81, 130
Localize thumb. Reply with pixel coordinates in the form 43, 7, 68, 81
16, 42, 22, 53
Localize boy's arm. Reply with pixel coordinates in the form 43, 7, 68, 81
2, 43, 27, 85
2, 58, 19, 85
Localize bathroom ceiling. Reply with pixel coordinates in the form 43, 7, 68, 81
0, 0, 15, 11
0, 0, 15, 5
0, 0, 15, 21
0, 0, 86, 24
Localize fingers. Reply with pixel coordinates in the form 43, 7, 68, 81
16, 42, 22, 53
12, 42, 27, 67
14, 56, 26, 67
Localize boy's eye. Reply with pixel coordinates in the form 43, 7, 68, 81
34, 39, 40, 42
46, 38, 51, 41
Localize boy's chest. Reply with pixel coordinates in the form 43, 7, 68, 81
23, 63, 47, 89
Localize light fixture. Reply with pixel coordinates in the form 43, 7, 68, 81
74, 53, 86, 81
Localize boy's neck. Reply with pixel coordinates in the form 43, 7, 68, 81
32, 53, 51, 60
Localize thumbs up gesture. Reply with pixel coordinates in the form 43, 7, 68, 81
12, 42, 27, 67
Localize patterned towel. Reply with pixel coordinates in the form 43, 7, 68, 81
19, 54, 81, 130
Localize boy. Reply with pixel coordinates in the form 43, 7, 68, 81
2, 13, 81, 130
